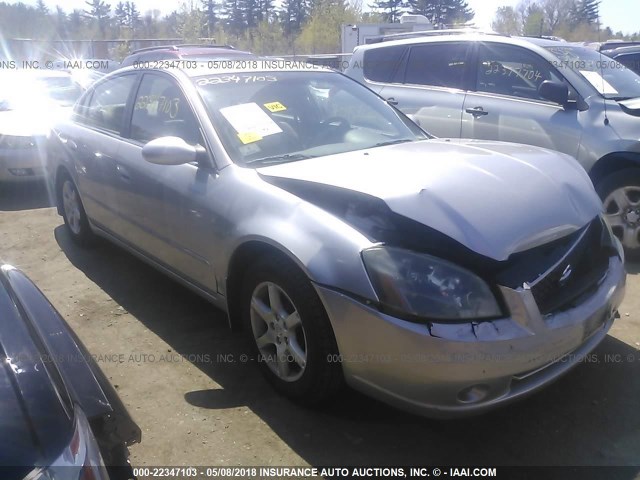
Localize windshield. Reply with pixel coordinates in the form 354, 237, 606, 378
194, 70, 427, 166
545, 45, 640, 100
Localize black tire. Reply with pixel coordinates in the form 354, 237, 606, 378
57, 172, 95, 247
595, 168, 640, 261
241, 255, 343, 406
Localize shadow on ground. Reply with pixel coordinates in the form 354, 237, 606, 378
55, 226, 640, 474
626, 260, 640, 275
0, 181, 54, 211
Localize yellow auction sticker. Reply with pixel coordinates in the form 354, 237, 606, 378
264, 101, 287, 112
237, 132, 263, 144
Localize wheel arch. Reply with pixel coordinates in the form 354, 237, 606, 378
225, 239, 310, 332
589, 152, 640, 188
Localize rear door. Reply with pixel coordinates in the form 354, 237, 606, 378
378, 41, 472, 138
461, 42, 583, 157
62, 73, 138, 232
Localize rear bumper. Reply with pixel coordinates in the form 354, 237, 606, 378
316, 254, 626, 418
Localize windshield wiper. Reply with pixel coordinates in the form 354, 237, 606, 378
610, 96, 635, 101
245, 153, 315, 166
374, 138, 414, 147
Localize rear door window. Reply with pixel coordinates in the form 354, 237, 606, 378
75, 74, 137, 134
363, 45, 408, 83
403, 42, 469, 89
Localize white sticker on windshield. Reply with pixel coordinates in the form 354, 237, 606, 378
580, 70, 619, 95
219, 103, 282, 138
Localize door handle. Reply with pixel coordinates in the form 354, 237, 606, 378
116, 164, 131, 182
465, 106, 489, 117
56, 132, 77, 150
387, 97, 399, 106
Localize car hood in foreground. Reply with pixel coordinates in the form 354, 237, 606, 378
258, 139, 602, 261
0, 273, 72, 471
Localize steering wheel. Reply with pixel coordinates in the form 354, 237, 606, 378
316, 116, 351, 143
320, 116, 350, 130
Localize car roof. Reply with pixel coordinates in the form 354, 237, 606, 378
517, 36, 568, 47
355, 32, 568, 51
130, 43, 236, 53
176, 48, 253, 57
605, 45, 640, 56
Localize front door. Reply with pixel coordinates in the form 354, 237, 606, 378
461, 42, 583, 158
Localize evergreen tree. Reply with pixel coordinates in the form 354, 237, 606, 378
202, 0, 219, 37
221, 0, 244, 36
177, 1, 204, 42
125, 1, 140, 30
280, 0, 309, 36
83, 0, 111, 37
370, 0, 407, 23
241, 0, 260, 28
36, 0, 49, 15
406, 0, 473, 27
54, 6, 67, 38
448, 0, 473, 24
257, 0, 275, 23
574, 0, 599, 24
115, 2, 128, 27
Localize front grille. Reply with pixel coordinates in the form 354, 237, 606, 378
529, 218, 613, 315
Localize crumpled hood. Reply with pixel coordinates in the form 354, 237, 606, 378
258, 139, 603, 261
618, 97, 640, 116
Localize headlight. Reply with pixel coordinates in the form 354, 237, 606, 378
362, 246, 502, 321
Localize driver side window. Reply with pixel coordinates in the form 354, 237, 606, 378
476, 44, 561, 102
129, 74, 203, 146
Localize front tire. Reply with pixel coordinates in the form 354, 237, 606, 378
58, 173, 94, 246
241, 255, 343, 405
596, 169, 640, 260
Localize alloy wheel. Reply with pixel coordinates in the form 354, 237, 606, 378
62, 180, 82, 235
249, 281, 308, 382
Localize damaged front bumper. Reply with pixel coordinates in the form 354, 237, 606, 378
315, 254, 626, 418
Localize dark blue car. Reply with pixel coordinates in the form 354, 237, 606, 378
0, 264, 140, 479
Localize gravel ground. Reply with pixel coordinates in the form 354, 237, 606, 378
1, 181, 639, 476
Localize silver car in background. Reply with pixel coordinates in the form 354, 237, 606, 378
345, 34, 640, 258
47, 63, 625, 417
0, 70, 83, 183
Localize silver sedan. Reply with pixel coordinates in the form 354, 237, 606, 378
47, 63, 626, 417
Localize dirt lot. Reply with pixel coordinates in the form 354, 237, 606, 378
1, 181, 640, 474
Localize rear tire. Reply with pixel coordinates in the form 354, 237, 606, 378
241, 255, 343, 405
596, 168, 640, 260
57, 172, 95, 247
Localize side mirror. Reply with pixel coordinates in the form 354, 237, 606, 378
538, 80, 569, 106
142, 136, 197, 165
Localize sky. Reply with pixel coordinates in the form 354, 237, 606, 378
14, 0, 640, 35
